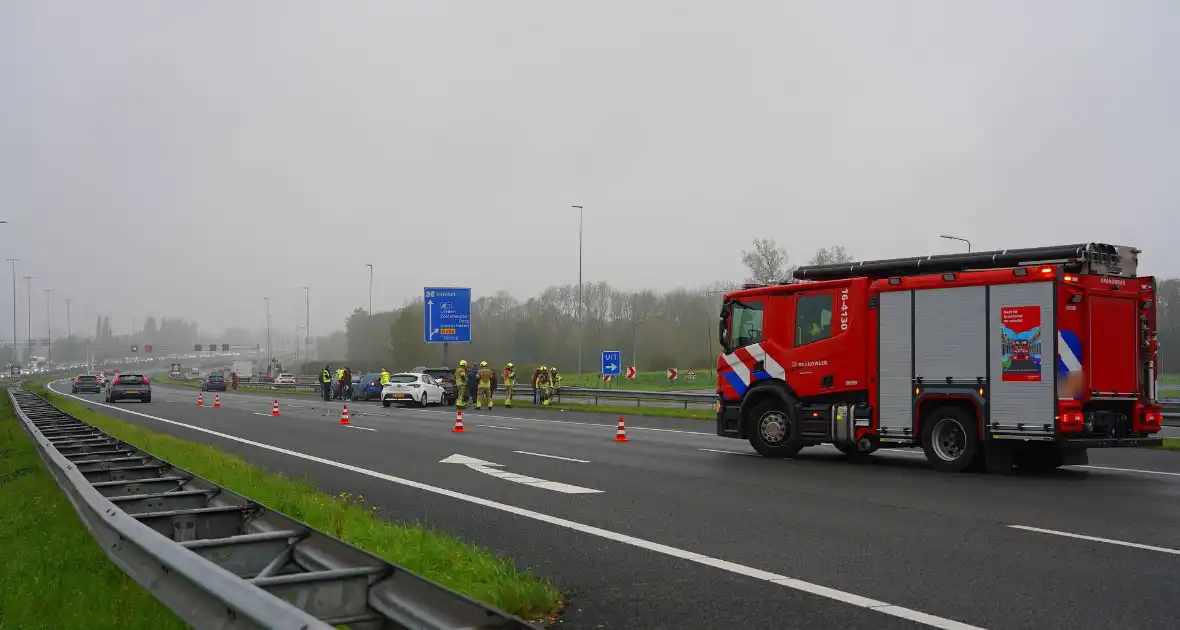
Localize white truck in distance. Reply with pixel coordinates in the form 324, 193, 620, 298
232, 360, 253, 379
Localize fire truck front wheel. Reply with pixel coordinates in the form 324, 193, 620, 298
746, 399, 804, 458
921, 405, 981, 473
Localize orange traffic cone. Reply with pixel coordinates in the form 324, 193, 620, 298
196, 392, 204, 407
271, 400, 280, 417
452, 408, 465, 433
213, 394, 221, 408
339, 404, 351, 425
615, 416, 628, 442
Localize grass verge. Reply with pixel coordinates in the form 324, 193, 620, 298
0, 389, 188, 630
24, 379, 563, 623
1158, 437, 1180, 452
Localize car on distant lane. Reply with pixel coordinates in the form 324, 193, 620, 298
106, 373, 151, 403
275, 373, 297, 385
381, 373, 445, 407
201, 373, 227, 392
71, 374, 103, 394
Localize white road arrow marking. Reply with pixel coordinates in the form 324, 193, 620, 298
439, 453, 602, 494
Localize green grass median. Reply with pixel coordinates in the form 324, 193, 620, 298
1159, 437, 1180, 452
23, 379, 564, 623
0, 389, 188, 630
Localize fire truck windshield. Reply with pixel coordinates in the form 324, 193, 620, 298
729, 300, 764, 350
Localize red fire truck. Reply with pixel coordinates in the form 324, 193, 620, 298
716, 243, 1164, 473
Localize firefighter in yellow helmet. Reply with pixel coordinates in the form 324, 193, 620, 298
475, 361, 495, 409
454, 360, 470, 408
537, 365, 553, 405
502, 362, 516, 407
549, 366, 562, 404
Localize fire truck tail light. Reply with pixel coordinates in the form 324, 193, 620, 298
1064, 275, 1078, 283
1143, 412, 1160, 425
1039, 266, 1055, 275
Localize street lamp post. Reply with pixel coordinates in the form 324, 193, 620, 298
23, 276, 33, 356
301, 286, 310, 361
572, 205, 583, 383
263, 298, 272, 364
44, 289, 52, 362
364, 263, 373, 317
6, 258, 18, 354
66, 297, 72, 363
940, 234, 972, 252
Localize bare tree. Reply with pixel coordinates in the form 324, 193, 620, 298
741, 238, 792, 284
809, 245, 854, 266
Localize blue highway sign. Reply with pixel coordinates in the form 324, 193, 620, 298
601, 350, 622, 376
424, 287, 472, 343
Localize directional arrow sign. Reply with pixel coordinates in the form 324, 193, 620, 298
625, 366, 637, 379
439, 454, 603, 494
601, 350, 622, 376
667, 367, 678, 381
424, 288, 472, 343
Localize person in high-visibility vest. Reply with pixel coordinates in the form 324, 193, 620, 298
475, 361, 495, 409
453, 360, 469, 408
502, 363, 516, 408
536, 367, 552, 405
549, 367, 562, 403
533, 365, 546, 404
320, 365, 332, 401
335, 367, 345, 400
379, 368, 391, 386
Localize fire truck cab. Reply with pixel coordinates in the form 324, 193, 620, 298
716, 243, 1164, 473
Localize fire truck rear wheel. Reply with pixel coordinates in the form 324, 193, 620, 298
746, 399, 803, 458
921, 405, 980, 472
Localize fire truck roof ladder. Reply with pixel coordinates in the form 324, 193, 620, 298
791, 243, 1139, 282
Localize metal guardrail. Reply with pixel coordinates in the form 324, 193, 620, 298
183, 376, 719, 409
9, 387, 538, 630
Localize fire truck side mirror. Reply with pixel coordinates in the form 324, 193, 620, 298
718, 303, 732, 350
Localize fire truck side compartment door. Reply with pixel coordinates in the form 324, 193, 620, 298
990, 281, 1055, 435
877, 290, 913, 435
914, 286, 987, 384
1088, 294, 1138, 395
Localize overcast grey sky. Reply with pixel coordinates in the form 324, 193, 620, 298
1, 1, 1177, 340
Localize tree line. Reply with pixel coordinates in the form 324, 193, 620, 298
306, 241, 852, 374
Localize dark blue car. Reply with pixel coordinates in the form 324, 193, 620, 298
355, 373, 383, 400
201, 374, 228, 392
71, 374, 103, 394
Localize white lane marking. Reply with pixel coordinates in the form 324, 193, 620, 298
1069, 465, 1180, 478
1009, 525, 1180, 556
514, 451, 590, 463
699, 448, 759, 457
344, 425, 377, 432
475, 424, 518, 431
419, 408, 714, 436
252, 412, 270, 417
50, 383, 984, 630
439, 454, 601, 494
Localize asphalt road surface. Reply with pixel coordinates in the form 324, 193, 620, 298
50, 381, 1180, 630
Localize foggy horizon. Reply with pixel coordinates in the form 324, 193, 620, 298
2, 1, 1177, 343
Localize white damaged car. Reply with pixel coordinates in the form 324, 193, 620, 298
381, 372, 446, 408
